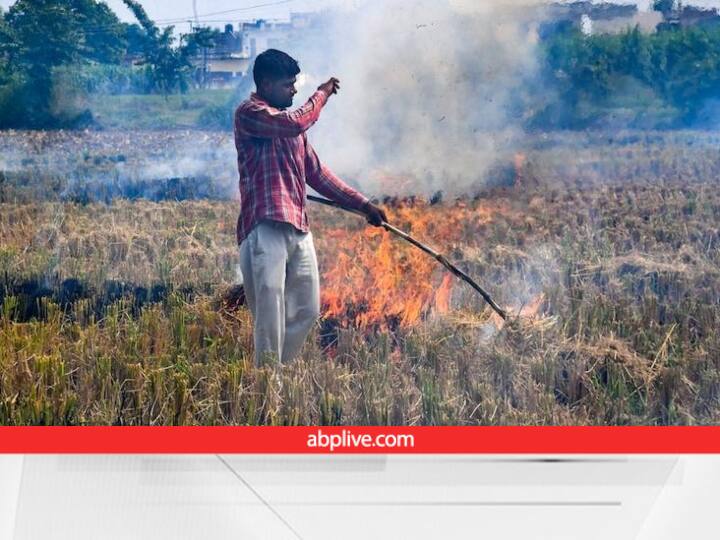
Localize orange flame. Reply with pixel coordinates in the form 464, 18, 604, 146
434, 274, 453, 314
314, 198, 512, 330
519, 292, 545, 319
490, 292, 546, 331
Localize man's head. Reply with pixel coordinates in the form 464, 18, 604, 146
253, 49, 300, 109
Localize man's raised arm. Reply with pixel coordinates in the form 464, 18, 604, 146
235, 89, 329, 139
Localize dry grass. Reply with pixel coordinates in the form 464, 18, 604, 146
2, 130, 720, 425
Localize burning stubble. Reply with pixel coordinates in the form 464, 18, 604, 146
5, 133, 720, 425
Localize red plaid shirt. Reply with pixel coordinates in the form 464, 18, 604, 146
234, 89, 370, 245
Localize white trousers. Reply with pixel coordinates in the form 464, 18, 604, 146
239, 220, 320, 365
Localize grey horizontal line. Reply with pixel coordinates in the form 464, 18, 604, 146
433, 459, 627, 463
480, 458, 626, 462
139, 500, 623, 510
261, 501, 622, 507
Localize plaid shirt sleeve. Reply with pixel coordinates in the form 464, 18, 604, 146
304, 138, 370, 211
235, 90, 329, 139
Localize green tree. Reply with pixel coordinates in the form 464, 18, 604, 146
0, 7, 10, 84
536, 28, 616, 127
181, 26, 221, 58
0, 0, 125, 126
653, 0, 676, 17
122, 0, 182, 92
649, 27, 720, 121
535, 22, 720, 128
181, 26, 222, 88
618, 26, 652, 83
78, 0, 126, 64
121, 21, 147, 58
121, 0, 218, 93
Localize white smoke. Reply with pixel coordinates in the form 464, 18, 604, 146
139, 138, 236, 181
0, 144, 22, 173
1, 1, 544, 201
285, 0, 542, 197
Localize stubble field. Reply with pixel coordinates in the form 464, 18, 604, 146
1, 129, 720, 425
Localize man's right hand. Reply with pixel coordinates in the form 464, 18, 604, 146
363, 202, 388, 227
318, 77, 340, 97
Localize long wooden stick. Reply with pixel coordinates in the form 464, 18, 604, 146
308, 194, 508, 320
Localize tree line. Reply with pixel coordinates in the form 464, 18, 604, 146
1, 0, 720, 129
0, 0, 220, 127
535, 23, 720, 128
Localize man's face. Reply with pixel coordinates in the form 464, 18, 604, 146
260, 76, 297, 109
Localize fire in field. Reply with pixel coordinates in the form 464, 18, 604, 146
2, 129, 720, 426
2, 0, 720, 428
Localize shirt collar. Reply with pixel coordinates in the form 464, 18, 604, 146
250, 93, 269, 106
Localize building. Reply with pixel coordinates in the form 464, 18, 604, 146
239, 19, 292, 58
539, 1, 640, 38
197, 13, 315, 88
587, 11, 663, 35
239, 13, 313, 57
677, 5, 720, 28
202, 24, 251, 87
544, 1, 637, 25
656, 3, 720, 31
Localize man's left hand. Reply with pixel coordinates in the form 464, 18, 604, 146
363, 202, 388, 226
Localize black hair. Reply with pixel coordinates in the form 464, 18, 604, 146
252, 49, 300, 87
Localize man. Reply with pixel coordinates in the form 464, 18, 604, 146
234, 49, 387, 366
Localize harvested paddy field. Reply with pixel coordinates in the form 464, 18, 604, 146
1, 130, 720, 425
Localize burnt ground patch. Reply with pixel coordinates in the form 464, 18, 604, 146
0, 172, 228, 204
0, 276, 213, 322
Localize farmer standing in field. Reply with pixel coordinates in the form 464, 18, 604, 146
234, 49, 387, 366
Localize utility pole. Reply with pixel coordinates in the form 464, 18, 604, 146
192, 0, 208, 88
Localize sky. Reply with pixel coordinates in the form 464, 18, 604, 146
0, 0, 348, 29
2, 0, 720, 30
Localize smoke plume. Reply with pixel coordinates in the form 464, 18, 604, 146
285, 0, 541, 197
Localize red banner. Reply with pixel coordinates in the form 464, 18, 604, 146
1, 426, 720, 453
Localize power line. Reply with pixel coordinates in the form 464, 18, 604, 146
0, 0, 298, 35
154, 0, 295, 24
